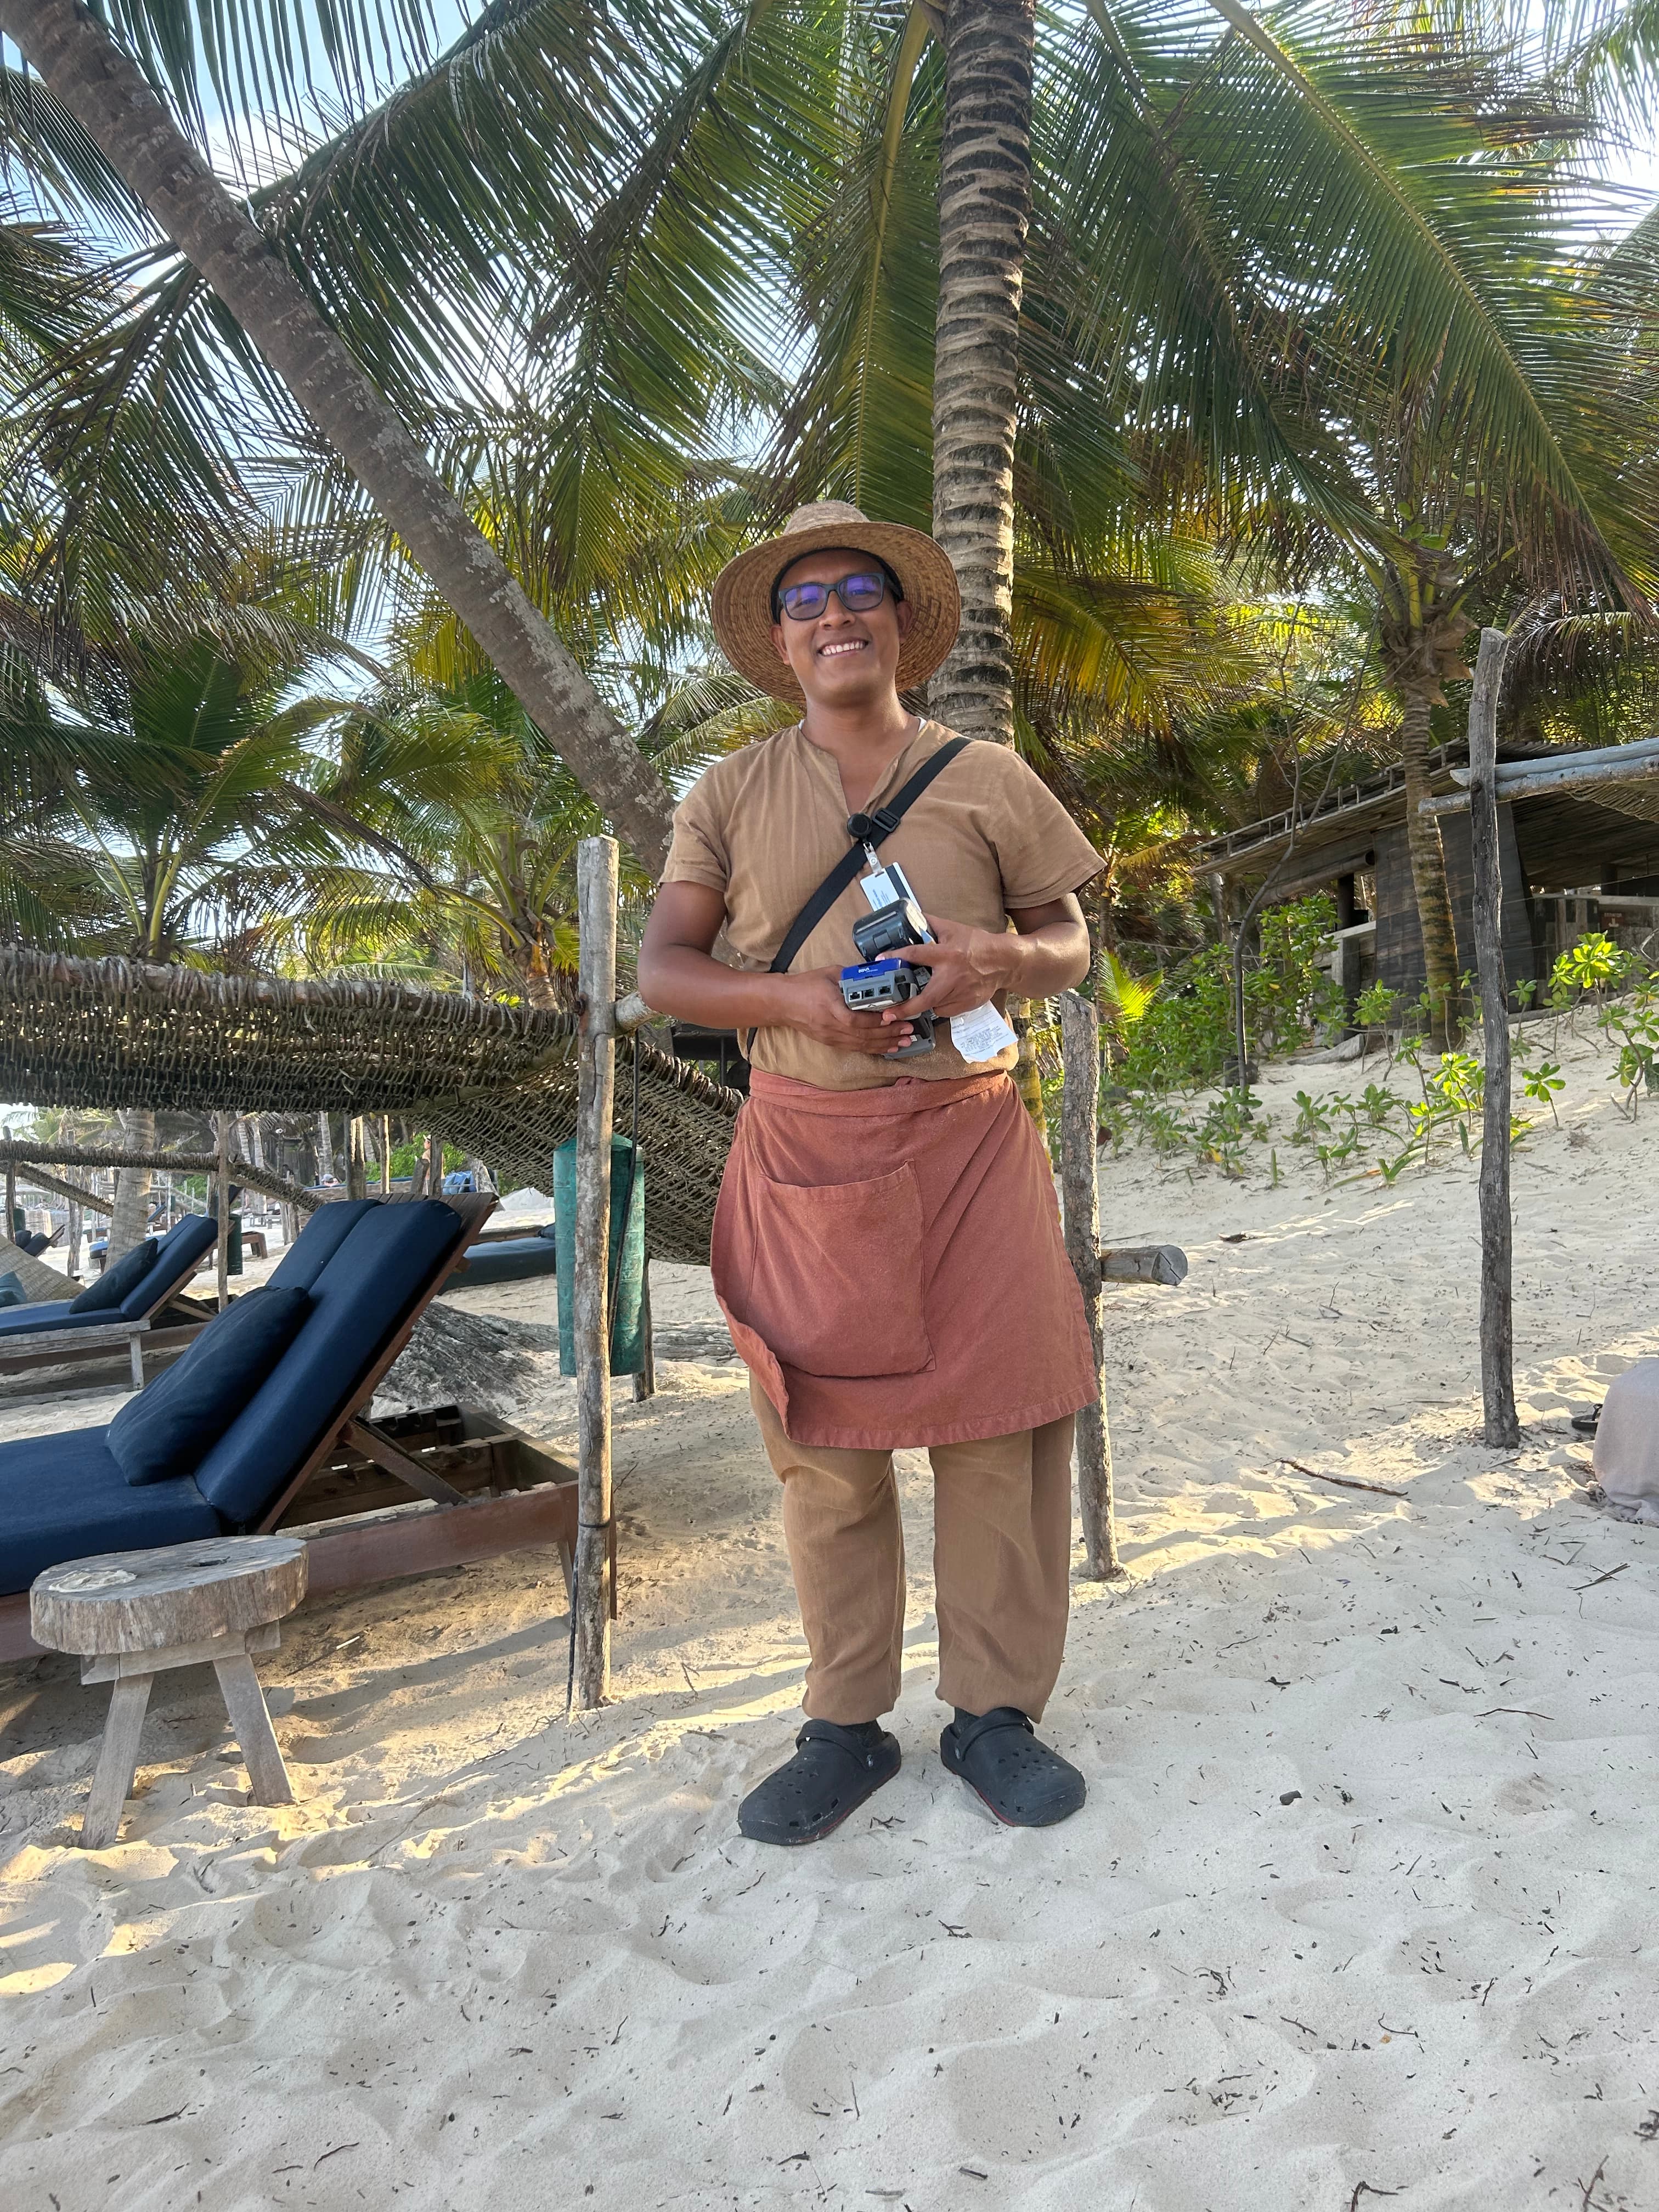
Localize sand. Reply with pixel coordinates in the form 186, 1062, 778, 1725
3, 1025, 1658, 2210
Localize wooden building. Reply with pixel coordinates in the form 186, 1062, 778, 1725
1195, 740, 1659, 1007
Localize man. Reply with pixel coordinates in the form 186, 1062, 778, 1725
637, 501, 1103, 1843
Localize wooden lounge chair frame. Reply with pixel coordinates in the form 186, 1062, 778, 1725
0, 1263, 221, 1393
0, 1193, 606, 1663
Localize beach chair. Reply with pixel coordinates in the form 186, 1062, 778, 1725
0, 1194, 595, 1662
0, 1211, 223, 1390
445, 1220, 558, 1289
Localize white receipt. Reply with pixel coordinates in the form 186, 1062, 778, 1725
950, 1002, 1018, 1063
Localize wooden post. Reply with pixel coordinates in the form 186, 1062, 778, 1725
3, 1159, 14, 1242
346, 1116, 367, 1201
572, 836, 618, 1708
215, 1111, 232, 1311
382, 1115, 393, 1195
1468, 627, 1521, 1449
633, 1261, 656, 1403
1059, 991, 1123, 1578
1008, 998, 1048, 1131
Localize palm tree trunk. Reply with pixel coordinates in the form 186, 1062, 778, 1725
1396, 674, 1462, 1047
1, 0, 675, 872
107, 1107, 155, 1260
931, 0, 1044, 1128
930, 0, 1034, 747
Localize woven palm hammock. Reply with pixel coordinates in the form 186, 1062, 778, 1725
0, 949, 742, 1266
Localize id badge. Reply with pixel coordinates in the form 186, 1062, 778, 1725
857, 853, 925, 922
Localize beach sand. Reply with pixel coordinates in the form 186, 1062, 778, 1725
2, 1027, 1657, 2210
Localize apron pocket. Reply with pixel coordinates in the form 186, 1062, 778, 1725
747, 1163, 932, 1379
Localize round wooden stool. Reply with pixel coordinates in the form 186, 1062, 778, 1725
31, 1535, 309, 1848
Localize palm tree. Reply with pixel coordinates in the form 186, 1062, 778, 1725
290, 670, 610, 1009
8, 0, 1658, 956
1, 0, 1251, 798
932, 0, 1035, 743
0, 0, 677, 867
0, 613, 365, 1250
1030, 2, 1659, 1037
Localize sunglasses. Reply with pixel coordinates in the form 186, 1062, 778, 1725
772, 568, 902, 622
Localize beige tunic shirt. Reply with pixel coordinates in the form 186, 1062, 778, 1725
661, 720, 1104, 1091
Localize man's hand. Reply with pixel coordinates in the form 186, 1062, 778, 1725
777, 968, 918, 1056
879, 915, 1015, 1024
879, 896, 1092, 1028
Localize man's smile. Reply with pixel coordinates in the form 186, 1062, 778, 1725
817, 636, 869, 658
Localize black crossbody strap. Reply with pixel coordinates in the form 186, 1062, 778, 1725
768, 736, 972, 975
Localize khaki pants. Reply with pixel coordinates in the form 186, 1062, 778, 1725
749, 1377, 1074, 1724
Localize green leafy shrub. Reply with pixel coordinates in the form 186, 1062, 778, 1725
1352, 979, 1400, 1031
1598, 962, 1659, 1115
1114, 893, 1344, 1092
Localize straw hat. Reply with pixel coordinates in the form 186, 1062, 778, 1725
710, 500, 961, 704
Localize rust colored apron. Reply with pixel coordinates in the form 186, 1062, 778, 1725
712, 1068, 1098, 1449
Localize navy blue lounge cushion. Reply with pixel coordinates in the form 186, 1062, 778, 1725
0, 1425, 218, 1596
269, 1199, 377, 1290
70, 1237, 157, 1313
0, 1273, 24, 1309
118, 1212, 219, 1320
108, 1285, 312, 1487
194, 1199, 465, 1527
0, 1303, 126, 1338
454, 1234, 558, 1288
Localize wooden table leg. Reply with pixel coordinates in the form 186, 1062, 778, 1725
83, 1673, 154, 1848
128, 1334, 144, 1392
212, 1649, 293, 1805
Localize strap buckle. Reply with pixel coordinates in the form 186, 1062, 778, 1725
844, 803, 901, 843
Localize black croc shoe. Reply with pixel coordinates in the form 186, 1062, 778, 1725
940, 1707, 1086, 1827
738, 1719, 901, 1846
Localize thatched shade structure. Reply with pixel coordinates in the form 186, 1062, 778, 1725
0, 949, 741, 1265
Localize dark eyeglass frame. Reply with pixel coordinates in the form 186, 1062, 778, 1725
771, 565, 904, 623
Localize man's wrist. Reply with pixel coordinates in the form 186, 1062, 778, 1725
985, 932, 1024, 997
758, 970, 809, 1028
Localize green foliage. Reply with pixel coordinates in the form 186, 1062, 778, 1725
1517, 1052, 1565, 1127
9, 0, 1659, 1111
387, 1139, 468, 1180
1096, 949, 1160, 1058
1558, 932, 1627, 997
0, 605, 363, 963
1352, 979, 1400, 1032
1098, 930, 1659, 1182
1357, 1082, 1397, 1127
1098, 1034, 1566, 1184
1113, 893, 1343, 1093
1430, 1052, 1484, 1116
1597, 962, 1659, 1117
1188, 1088, 1269, 1179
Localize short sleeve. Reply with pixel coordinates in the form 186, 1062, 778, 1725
660, 769, 731, 893
989, 755, 1105, 907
